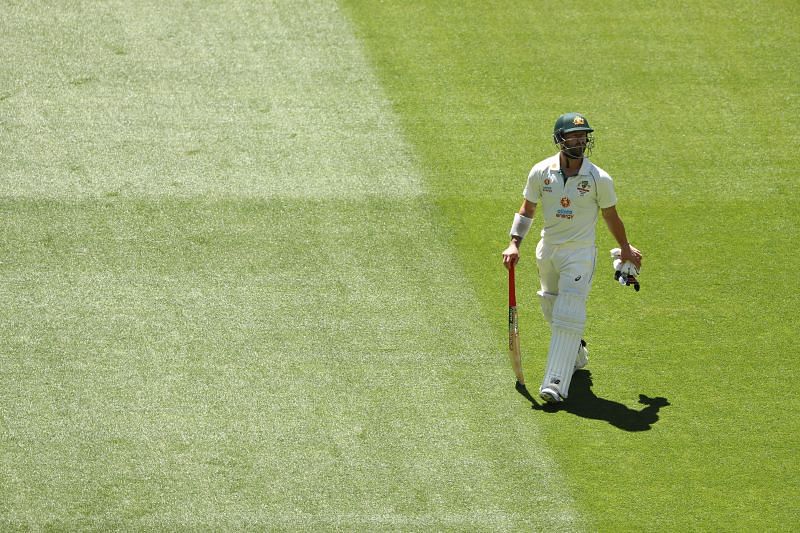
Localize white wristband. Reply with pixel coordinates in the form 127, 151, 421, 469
510, 213, 533, 239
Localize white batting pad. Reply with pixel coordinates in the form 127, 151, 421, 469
541, 290, 587, 398
541, 327, 582, 399
537, 290, 557, 324
551, 290, 587, 335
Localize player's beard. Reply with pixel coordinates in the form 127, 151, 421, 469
562, 144, 585, 160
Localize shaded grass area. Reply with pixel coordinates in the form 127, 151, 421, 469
343, 0, 800, 530
0, 198, 581, 530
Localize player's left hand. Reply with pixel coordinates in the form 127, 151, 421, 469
618, 243, 642, 270
611, 247, 641, 292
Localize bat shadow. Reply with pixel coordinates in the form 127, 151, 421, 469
516, 370, 670, 432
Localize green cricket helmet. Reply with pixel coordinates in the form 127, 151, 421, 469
553, 112, 595, 159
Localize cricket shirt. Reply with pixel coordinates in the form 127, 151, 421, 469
523, 154, 617, 246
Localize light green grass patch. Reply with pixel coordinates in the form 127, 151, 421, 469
0, 1, 421, 199
1, 1, 582, 529
0, 198, 582, 530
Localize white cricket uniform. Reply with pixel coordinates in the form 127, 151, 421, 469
524, 154, 617, 247
522, 154, 617, 398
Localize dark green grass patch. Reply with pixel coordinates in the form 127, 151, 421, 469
344, 0, 800, 530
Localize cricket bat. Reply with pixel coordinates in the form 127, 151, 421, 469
508, 264, 525, 385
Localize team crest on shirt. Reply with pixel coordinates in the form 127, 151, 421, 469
577, 180, 591, 195
557, 196, 574, 218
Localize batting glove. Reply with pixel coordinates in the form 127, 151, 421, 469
610, 248, 641, 292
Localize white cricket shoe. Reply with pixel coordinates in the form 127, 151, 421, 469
539, 386, 563, 404
574, 339, 589, 370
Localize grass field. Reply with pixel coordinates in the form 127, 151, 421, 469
2, 1, 799, 530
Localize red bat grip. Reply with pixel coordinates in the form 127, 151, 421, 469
508, 264, 516, 307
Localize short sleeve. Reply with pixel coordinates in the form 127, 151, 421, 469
596, 174, 617, 209
523, 168, 541, 203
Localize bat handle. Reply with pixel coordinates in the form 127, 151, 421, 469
508, 264, 516, 307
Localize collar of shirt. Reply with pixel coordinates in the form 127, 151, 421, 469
550, 154, 592, 177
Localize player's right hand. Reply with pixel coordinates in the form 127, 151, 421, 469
502, 244, 519, 270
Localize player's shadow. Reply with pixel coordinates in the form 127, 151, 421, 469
517, 370, 670, 431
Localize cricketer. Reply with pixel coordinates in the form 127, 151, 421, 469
502, 112, 642, 404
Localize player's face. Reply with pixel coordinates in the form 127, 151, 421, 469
561, 131, 588, 159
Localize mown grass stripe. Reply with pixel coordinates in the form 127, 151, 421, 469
1, 1, 583, 529
0, 1, 422, 199
1, 197, 583, 530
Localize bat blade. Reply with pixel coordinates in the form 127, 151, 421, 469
508, 265, 524, 384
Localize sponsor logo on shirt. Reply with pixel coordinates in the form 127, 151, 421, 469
556, 209, 574, 220
560, 197, 571, 208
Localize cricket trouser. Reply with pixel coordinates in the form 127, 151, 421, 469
535, 240, 596, 398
